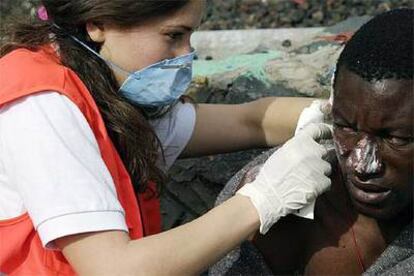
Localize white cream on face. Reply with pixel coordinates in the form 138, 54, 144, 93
348, 136, 383, 174
334, 136, 348, 156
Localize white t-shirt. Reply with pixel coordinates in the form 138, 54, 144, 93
0, 91, 196, 247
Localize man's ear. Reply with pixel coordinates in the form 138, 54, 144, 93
86, 22, 105, 43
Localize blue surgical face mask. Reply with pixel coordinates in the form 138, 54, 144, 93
117, 51, 195, 107
69, 35, 195, 107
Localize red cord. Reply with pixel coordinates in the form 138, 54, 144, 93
350, 224, 366, 273
340, 173, 366, 273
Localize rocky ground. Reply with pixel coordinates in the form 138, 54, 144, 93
201, 0, 412, 30
1, 0, 412, 29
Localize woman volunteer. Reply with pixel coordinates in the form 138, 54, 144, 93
0, 1, 332, 275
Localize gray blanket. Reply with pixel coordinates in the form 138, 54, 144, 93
208, 149, 413, 276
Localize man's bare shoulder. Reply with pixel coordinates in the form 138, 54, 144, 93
252, 169, 347, 274
253, 212, 316, 273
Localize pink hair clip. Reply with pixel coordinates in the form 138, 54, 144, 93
37, 6, 49, 21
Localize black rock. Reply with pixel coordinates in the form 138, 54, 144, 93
282, 39, 292, 48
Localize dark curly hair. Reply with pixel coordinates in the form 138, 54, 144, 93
335, 8, 413, 83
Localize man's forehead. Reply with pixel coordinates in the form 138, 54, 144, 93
333, 69, 413, 129
334, 69, 413, 104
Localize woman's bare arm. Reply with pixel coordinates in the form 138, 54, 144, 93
56, 195, 259, 276
181, 97, 314, 157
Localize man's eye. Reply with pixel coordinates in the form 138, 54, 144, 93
385, 136, 413, 147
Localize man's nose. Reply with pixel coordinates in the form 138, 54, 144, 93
351, 135, 384, 179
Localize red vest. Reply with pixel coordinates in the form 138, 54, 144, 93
0, 47, 161, 275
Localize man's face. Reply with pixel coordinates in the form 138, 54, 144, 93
332, 67, 413, 219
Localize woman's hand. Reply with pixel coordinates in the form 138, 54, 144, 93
295, 99, 332, 135
237, 123, 333, 234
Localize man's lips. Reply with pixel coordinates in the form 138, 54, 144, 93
348, 179, 392, 205
352, 180, 390, 192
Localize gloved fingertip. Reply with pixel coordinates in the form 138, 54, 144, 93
319, 123, 334, 139
323, 162, 332, 176
302, 123, 333, 141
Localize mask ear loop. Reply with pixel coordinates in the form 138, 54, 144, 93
48, 19, 137, 82
57, 24, 135, 77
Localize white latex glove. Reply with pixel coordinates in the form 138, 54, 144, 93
237, 123, 333, 234
295, 100, 332, 135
